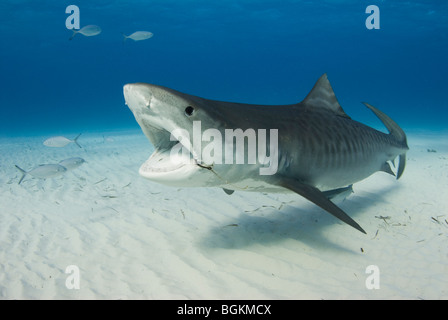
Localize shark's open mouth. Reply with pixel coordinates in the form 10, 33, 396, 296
139, 124, 197, 175
124, 82, 216, 186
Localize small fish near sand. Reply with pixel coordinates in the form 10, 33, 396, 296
59, 157, 86, 170
43, 134, 82, 148
15, 164, 67, 185
69, 25, 102, 40
122, 31, 153, 42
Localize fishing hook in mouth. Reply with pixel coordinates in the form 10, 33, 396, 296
194, 159, 249, 191
195, 159, 214, 170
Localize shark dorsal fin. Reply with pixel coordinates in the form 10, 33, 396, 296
302, 74, 350, 119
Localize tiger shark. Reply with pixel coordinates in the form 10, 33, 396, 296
123, 74, 408, 234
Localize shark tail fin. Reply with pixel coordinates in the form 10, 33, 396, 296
15, 165, 27, 185
73, 133, 82, 148
363, 102, 408, 179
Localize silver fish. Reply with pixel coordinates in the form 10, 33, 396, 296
43, 134, 82, 148
59, 157, 86, 170
15, 164, 67, 184
122, 31, 153, 42
69, 25, 102, 40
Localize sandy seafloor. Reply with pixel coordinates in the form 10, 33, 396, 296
0, 130, 447, 300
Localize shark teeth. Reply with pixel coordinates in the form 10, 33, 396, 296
142, 134, 195, 173
141, 149, 186, 172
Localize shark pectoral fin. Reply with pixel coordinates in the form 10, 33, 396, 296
223, 188, 234, 195
278, 177, 366, 234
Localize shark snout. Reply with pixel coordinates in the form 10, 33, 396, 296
123, 83, 153, 112
123, 84, 136, 108
123, 83, 133, 99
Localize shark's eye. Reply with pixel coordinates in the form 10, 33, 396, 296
185, 106, 195, 116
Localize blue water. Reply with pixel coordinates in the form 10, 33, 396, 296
1, 0, 447, 136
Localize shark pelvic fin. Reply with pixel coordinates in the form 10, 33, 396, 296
322, 185, 354, 201
223, 188, 235, 195
278, 177, 366, 234
302, 74, 351, 119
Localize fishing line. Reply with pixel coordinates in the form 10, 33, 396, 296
195, 160, 249, 191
